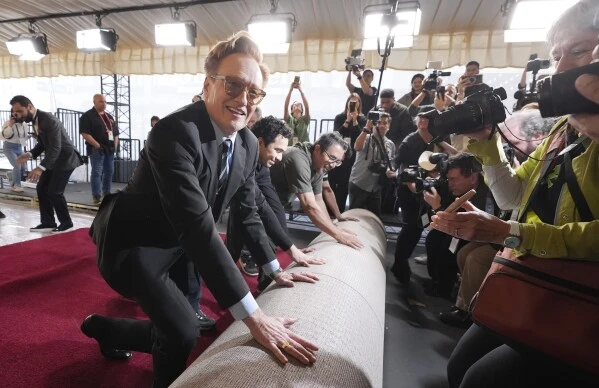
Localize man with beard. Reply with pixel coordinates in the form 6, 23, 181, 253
13, 95, 82, 233
269, 132, 364, 249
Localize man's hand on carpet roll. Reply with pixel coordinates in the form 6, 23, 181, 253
335, 228, 364, 249
244, 308, 318, 365
287, 245, 326, 267
273, 270, 320, 287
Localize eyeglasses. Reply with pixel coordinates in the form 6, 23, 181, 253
323, 149, 343, 166
210, 75, 266, 106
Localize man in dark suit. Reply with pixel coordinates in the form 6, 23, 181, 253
12, 95, 82, 233
80, 32, 318, 388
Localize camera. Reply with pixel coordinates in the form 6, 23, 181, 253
513, 57, 552, 111
526, 58, 551, 73
424, 69, 452, 91
422, 87, 507, 143
538, 61, 599, 118
345, 48, 365, 72
367, 110, 382, 123
398, 153, 448, 193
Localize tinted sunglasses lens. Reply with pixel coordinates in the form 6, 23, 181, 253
225, 78, 245, 97
249, 90, 264, 105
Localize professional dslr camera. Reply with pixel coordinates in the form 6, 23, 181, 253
423, 69, 452, 91
345, 48, 366, 72
513, 57, 551, 111
422, 87, 507, 143
537, 61, 599, 117
398, 153, 448, 193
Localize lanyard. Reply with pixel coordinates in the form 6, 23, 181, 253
99, 112, 113, 132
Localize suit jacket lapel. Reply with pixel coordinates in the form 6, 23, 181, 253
195, 102, 219, 202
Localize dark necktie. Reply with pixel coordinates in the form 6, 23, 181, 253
217, 139, 232, 194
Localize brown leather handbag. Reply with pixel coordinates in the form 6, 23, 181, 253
471, 253, 599, 374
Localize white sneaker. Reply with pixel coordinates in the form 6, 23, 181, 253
413, 255, 428, 265
11, 186, 24, 193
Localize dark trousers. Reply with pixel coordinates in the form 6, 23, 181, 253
169, 256, 201, 313
327, 160, 352, 212
37, 168, 74, 226
426, 229, 461, 294
394, 187, 425, 268
102, 246, 200, 388
448, 324, 599, 388
348, 182, 382, 217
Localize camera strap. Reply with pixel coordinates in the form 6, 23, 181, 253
563, 137, 593, 222
519, 133, 592, 223
370, 133, 393, 170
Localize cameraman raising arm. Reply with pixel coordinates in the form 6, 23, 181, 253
346, 68, 377, 114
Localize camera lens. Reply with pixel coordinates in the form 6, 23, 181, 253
538, 61, 599, 118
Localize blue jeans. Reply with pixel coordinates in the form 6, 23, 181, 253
89, 148, 115, 197
3, 141, 25, 187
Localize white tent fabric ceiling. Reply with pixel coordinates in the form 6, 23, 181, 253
0, 0, 550, 78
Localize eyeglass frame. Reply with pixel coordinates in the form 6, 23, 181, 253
323, 149, 343, 166
210, 75, 266, 106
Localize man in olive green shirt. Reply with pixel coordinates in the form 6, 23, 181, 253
270, 133, 363, 250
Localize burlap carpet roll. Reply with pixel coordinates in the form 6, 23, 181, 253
171, 208, 387, 388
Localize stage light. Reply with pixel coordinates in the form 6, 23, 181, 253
76, 28, 118, 52
504, 0, 578, 42
155, 21, 197, 47
6, 33, 49, 61
248, 13, 296, 54
362, 1, 421, 49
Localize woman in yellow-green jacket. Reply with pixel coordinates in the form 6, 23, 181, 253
430, 2, 599, 387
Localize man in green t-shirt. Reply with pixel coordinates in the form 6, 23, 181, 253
284, 79, 311, 145
270, 132, 364, 250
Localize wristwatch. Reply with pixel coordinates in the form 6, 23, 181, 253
503, 221, 521, 249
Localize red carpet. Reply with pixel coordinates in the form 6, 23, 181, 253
0, 228, 292, 387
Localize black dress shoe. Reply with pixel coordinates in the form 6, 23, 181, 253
51, 223, 74, 234
196, 310, 216, 331
439, 307, 472, 329
81, 314, 133, 360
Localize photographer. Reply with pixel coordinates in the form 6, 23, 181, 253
431, 3, 599, 387
398, 73, 433, 110
328, 93, 367, 211
456, 61, 488, 101
421, 154, 498, 317
387, 108, 457, 284
283, 80, 311, 145
348, 112, 395, 217
345, 68, 377, 114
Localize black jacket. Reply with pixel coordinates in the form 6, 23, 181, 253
30, 110, 82, 171
90, 101, 276, 309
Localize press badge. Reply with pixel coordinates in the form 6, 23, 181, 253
108, 130, 114, 141
449, 237, 459, 253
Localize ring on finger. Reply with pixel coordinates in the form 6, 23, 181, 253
280, 340, 291, 349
